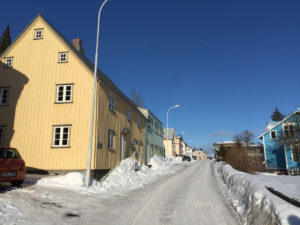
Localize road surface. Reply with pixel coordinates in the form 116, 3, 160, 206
96, 160, 240, 225
0, 161, 240, 225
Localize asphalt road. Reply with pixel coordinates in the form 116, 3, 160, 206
95, 160, 240, 225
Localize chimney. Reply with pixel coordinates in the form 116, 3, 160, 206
73, 38, 84, 55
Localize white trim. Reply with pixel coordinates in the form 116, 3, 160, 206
53, 125, 70, 147
270, 130, 277, 140
56, 84, 73, 103
282, 122, 295, 139
262, 136, 267, 168
59, 52, 68, 63
34, 29, 43, 39
108, 130, 114, 149
258, 111, 300, 139
109, 95, 114, 111
5, 57, 13, 67
291, 145, 300, 162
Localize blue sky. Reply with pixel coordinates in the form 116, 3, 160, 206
1, 0, 300, 153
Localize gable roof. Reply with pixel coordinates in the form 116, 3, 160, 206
163, 128, 175, 140
0, 14, 145, 119
258, 110, 300, 139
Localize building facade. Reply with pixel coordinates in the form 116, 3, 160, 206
259, 110, 300, 175
138, 107, 164, 164
163, 128, 176, 157
175, 136, 183, 156
0, 15, 147, 177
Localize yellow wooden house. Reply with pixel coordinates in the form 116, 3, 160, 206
0, 14, 146, 177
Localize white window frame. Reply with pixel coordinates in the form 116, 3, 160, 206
127, 108, 130, 121
0, 126, 5, 145
109, 95, 114, 111
137, 116, 140, 128
108, 130, 114, 150
291, 145, 300, 162
282, 122, 295, 139
0, 88, 9, 105
59, 52, 68, 63
270, 130, 277, 140
34, 29, 43, 39
56, 84, 73, 103
53, 125, 70, 147
5, 58, 13, 67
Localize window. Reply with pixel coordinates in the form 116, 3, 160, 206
59, 52, 68, 63
5, 58, 13, 67
134, 139, 137, 152
53, 126, 70, 147
270, 130, 277, 139
109, 95, 114, 111
137, 116, 140, 128
127, 108, 130, 121
56, 85, 72, 103
34, 29, 43, 39
291, 145, 300, 162
0, 88, 9, 105
0, 126, 4, 145
283, 123, 295, 139
108, 130, 114, 149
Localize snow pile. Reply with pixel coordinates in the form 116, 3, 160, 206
37, 156, 178, 194
37, 172, 88, 189
265, 121, 278, 130
213, 161, 300, 225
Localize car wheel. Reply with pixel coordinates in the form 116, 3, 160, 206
11, 180, 23, 187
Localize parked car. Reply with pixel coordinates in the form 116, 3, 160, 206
0, 147, 26, 187
182, 155, 191, 162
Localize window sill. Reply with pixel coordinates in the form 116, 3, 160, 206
51, 146, 71, 149
58, 61, 68, 64
0, 104, 9, 106
54, 101, 73, 104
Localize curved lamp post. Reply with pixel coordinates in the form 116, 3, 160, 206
86, 0, 109, 187
166, 105, 180, 157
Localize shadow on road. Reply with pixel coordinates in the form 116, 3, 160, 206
288, 215, 300, 225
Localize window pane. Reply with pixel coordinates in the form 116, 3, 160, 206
63, 127, 69, 133
62, 140, 68, 145
66, 86, 71, 91
54, 140, 59, 146
55, 127, 61, 133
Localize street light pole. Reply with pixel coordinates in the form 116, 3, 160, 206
166, 105, 180, 157
85, 0, 109, 187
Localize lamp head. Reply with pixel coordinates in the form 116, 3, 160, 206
174, 105, 180, 108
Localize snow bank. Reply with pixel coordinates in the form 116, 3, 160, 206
37, 156, 179, 195
213, 161, 300, 225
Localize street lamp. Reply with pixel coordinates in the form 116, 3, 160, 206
85, 0, 109, 187
166, 105, 180, 157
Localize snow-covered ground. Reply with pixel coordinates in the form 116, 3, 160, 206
213, 161, 300, 225
0, 155, 189, 225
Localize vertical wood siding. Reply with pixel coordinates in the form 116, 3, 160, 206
0, 16, 146, 171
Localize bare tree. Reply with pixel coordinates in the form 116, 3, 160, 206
130, 90, 145, 107
234, 130, 254, 146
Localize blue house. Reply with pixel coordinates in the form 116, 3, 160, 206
258, 110, 300, 175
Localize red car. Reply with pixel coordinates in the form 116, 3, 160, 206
0, 147, 26, 187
